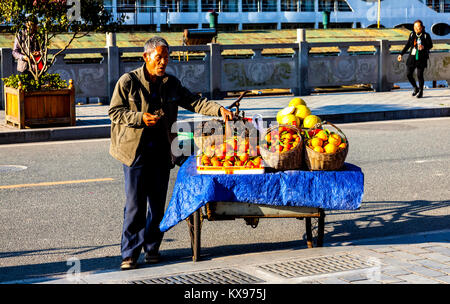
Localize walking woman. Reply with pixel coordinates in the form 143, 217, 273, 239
397, 20, 433, 98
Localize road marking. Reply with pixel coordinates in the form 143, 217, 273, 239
414, 158, 448, 164
0, 178, 115, 190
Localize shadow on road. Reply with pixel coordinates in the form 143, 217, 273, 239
0, 199, 448, 283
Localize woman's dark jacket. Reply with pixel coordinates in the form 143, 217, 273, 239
401, 30, 433, 68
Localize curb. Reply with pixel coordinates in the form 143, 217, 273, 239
0, 107, 449, 145
0, 125, 110, 145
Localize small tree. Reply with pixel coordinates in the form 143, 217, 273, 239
0, 0, 123, 89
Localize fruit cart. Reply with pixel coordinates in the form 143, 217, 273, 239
161, 95, 363, 262
160, 156, 364, 262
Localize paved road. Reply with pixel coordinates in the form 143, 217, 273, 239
0, 117, 449, 283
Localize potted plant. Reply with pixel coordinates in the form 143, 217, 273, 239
0, 0, 122, 129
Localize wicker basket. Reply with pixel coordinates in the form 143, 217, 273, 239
193, 119, 225, 150
304, 121, 349, 171
259, 124, 303, 171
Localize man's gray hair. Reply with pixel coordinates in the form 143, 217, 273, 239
144, 36, 170, 54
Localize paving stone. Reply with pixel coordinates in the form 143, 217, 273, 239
419, 253, 450, 263
405, 265, 446, 278
354, 279, 380, 284
386, 251, 423, 261
354, 249, 389, 261
317, 277, 351, 284
338, 272, 369, 283
397, 245, 433, 255
433, 276, 450, 284
379, 256, 412, 268
426, 246, 450, 257
396, 274, 441, 284
414, 259, 450, 271
378, 273, 409, 284
372, 247, 397, 253
382, 267, 412, 277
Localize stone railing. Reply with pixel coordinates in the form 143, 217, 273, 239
1, 31, 449, 110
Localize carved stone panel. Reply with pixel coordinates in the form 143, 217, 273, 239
308, 55, 377, 87
121, 61, 209, 94
222, 59, 296, 91
49, 61, 108, 99
388, 53, 450, 83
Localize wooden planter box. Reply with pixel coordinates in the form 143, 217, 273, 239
4, 81, 75, 129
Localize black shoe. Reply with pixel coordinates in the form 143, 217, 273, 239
120, 257, 137, 270
412, 87, 420, 96
144, 252, 161, 264
416, 89, 423, 98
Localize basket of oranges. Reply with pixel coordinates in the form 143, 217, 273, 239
260, 124, 303, 171
303, 121, 348, 171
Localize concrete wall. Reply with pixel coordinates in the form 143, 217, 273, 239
1, 32, 449, 110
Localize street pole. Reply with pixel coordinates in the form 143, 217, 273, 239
377, 0, 381, 28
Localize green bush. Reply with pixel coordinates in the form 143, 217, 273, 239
2, 73, 68, 92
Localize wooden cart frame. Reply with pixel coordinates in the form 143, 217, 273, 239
187, 201, 325, 262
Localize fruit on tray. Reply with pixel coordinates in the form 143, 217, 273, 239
199, 136, 263, 168
307, 129, 346, 154
262, 126, 301, 153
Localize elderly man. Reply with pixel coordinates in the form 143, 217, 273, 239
109, 36, 233, 270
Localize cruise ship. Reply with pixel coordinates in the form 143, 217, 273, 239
104, 0, 450, 38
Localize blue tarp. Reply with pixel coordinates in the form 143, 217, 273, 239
159, 156, 364, 232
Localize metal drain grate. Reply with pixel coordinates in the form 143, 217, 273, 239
257, 254, 375, 278
128, 269, 264, 284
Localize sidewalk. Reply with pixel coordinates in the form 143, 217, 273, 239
0, 88, 449, 145
41, 229, 450, 284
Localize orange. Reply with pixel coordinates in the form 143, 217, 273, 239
316, 130, 328, 141
338, 142, 347, 150
328, 133, 342, 146
313, 146, 324, 153
310, 137, 323, 147
324, 143, 338, 154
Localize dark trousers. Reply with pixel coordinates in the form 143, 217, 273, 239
406, 65, 425, 90
121, 142, 171, 260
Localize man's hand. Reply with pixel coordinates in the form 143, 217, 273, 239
397, 55, 402, 62
219, 107, 234, 122
143, 112, 160, 127
418, 45, 424, 51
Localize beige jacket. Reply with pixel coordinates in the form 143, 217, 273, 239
109, 64, 223, 167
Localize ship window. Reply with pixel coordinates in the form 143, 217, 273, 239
139, 0, 156, 12
427, 0, 447, 12
262, 0, 277, 11
117, 0, 136, 12
222, 0, 239, 12
242, 0, 259, 12
319, 0, 351, 12
202, 0, 219, 11
444, 0, 450, 12
281, 0, 296, 11
300, 0, 314, 11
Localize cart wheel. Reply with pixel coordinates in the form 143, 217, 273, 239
187, 209, 202, 262
305, 209, 325, 248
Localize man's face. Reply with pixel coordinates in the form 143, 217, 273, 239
414, 22, 423, 34
144, 46, 169, 77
